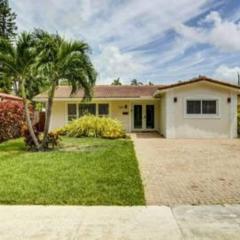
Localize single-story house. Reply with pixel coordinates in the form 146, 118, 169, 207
34, 76, 240, 139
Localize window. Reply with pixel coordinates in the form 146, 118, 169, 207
202, 100, 217, 114
79, 104, 96, 117
67, 104, 77, 121
186, 99, 218, 116
67, 103, 110, 122
187, 100, 201, 114
98, 104, 109, 116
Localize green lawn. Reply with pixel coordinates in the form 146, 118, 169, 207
0, 137, 145, 205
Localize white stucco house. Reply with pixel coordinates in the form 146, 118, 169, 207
34, 76, 240, 139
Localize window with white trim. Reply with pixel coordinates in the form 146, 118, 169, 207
98, 104, 109, 117
67, 104, 77, 121
187, 100, 201, 114
67, 103, 110, 122
186, 99, 218, 115
79, 103, 96, 117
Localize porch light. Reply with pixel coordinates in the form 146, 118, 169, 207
227, 97, 231, 103
174, 97, 178, 103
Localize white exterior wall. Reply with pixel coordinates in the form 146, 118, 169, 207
111, 101, 131, 132
159, 94, 166, 136
49, 99, 160, 133
49, 102, 66, 130
164, 82, 238, 138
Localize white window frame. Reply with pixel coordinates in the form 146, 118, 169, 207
65, 102, 110, 123
98, 103, 110, 117
67, 103, 78, 122
184, 97, 221, 119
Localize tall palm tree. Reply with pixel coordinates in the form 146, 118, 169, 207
131, 79, 143, 86
0, 32, 41, 149
111, 78, 122, 85
33, 30, 97, 148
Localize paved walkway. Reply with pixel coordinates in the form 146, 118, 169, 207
132, 133, 240, 205
0, 205, 240, 239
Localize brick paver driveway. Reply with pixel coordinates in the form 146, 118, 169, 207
132, 133, 240, 205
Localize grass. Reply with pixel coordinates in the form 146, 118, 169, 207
0, 137, 145, 205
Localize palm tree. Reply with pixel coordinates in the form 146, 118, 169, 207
0, 32, 41, 149
111, 78, 122, 85
131, 79, 143, 86
33, 30, 97, 148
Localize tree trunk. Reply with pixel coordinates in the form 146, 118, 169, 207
41, 81, 56, 149
20, 78, 40, 150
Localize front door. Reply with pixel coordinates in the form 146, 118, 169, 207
133, 105, 143, 129
133, 104, 155, 131
146, 105, 155, 129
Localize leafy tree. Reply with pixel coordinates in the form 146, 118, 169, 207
33, 30, 97, 149
0, 70, 12, 92
0, 0, 17, 93
0, 0, 17, 40
148, 81, 154, 85
0, 30, 96, 151
112, 77, 122, 85
131, 79, 143, 86
0, 33, 41, 149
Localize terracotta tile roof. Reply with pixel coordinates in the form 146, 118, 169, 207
156, 76, 240, 91
34, 76, 240, 101
35, 85, 164, 99
0, 93, 22, 101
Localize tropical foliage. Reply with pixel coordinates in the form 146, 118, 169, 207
131, 79, 143, 86
58, 115, 126, 139
0, 100, 25, 142
0, 30, 96, 151
0, 33, 43, 149
112, 77, 122, 85
32, 30, 97, 149
22, 127, 61, 151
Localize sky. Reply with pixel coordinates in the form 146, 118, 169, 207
10, 0, 240, 85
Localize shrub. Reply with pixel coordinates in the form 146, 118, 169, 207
58, 115, 126, 139
0, 101, 25, 142
22, 125, 41, 151
45, 131, 61, 149
22, 128, 61, 151
22, 126, 61, 151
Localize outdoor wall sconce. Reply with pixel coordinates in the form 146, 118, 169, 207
174, 97, 178, 103
119, 105, 128, 109
227, 97, 231, 103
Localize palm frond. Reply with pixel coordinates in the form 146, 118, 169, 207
0, 37, 16, 57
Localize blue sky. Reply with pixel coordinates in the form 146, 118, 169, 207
10, 0, 240, 85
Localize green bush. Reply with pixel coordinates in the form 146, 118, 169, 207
57, 115, 126, 139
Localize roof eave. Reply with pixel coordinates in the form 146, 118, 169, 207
153, 79, 240, 97
33, 96, 157, 102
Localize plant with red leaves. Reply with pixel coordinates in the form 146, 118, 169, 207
0, 100, 25, 142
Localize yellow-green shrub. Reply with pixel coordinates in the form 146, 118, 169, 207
57, 115, 126, 139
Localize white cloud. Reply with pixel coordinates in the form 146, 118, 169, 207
175, 11, 240, 52
10, 0, 236, 84
93, 46, 146, 84
214, 65, 240, 84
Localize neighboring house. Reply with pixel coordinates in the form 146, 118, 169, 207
34, 76, 240, 139
0, 93, 22, 102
